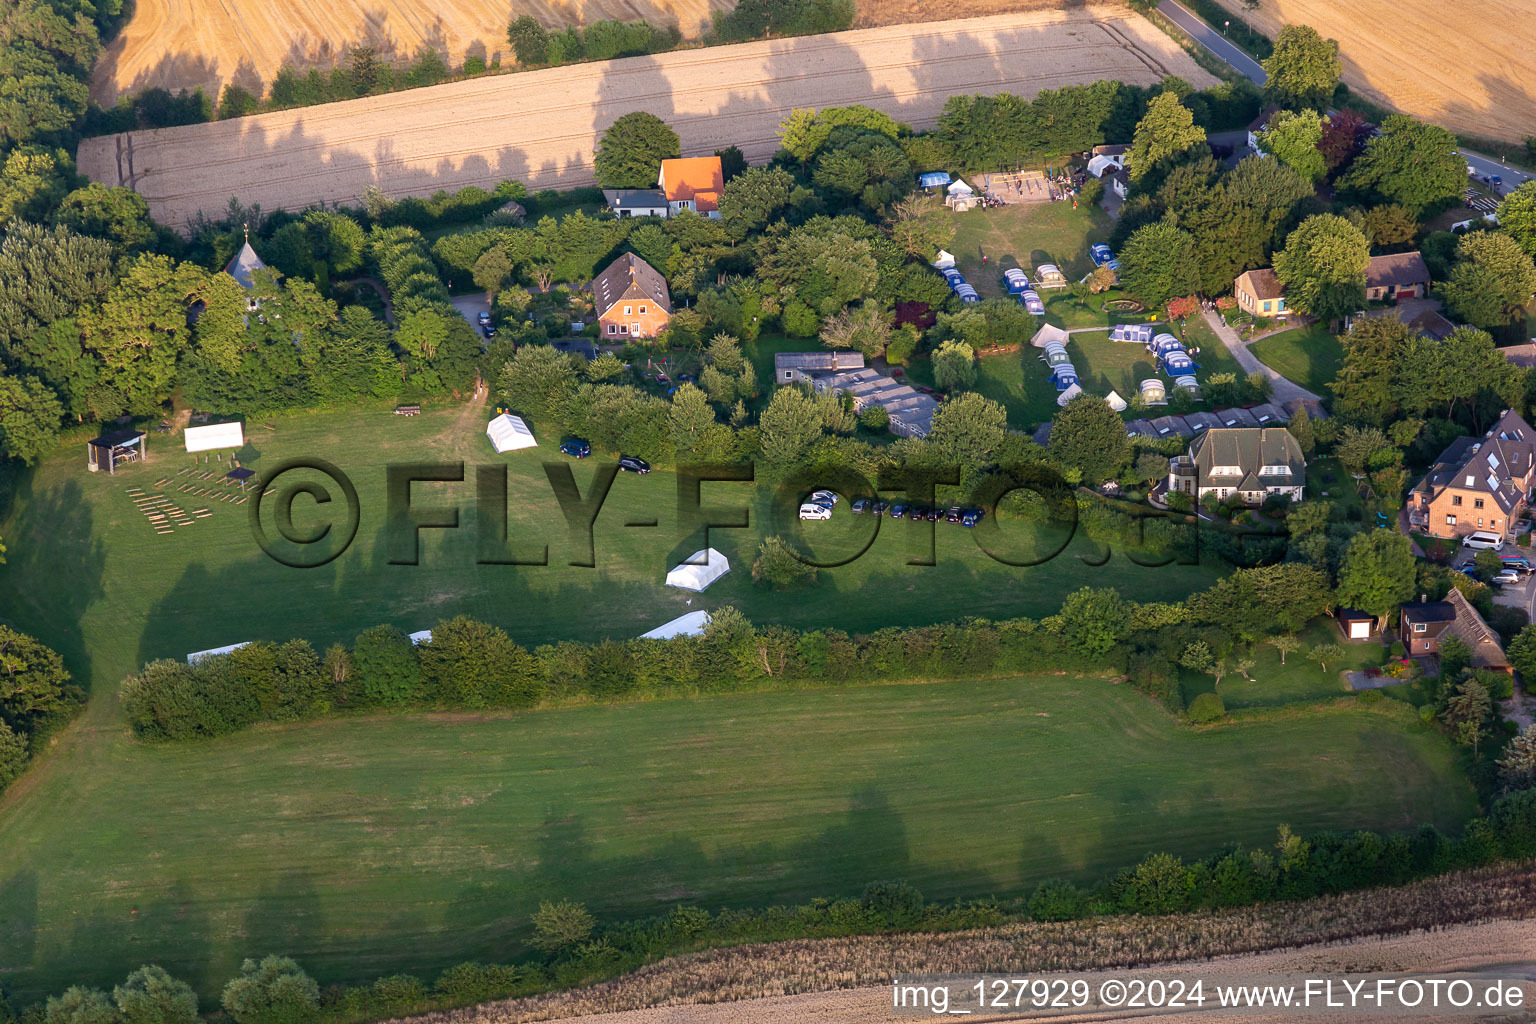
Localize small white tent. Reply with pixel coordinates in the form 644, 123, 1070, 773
665, 548, 730, 592
408, 630, 433, 645
486, 413, 537, 453
1104, 389, 1127, 411
638, 610, 712, 640
1086, 154, 1123, 178
1055, 382, 1083, 407
930, 250, 956, 269
1030, 322, 1073, 349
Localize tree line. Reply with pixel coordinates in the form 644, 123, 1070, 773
0, 626, 82, 796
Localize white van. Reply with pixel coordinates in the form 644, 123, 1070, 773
798, 503, 832, 521
1463, 531, 1504, 550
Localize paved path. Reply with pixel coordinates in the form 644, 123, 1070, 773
1156, 0, 1530, 197
1200, 308, 1321, 406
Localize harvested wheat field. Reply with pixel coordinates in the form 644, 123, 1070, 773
1211, 0, 1536, 142
89, 0, 728, 106
381, 865, 1536, 1024
76, 7, 1215, 229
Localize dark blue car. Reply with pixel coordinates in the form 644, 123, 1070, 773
559, 439, 592, 458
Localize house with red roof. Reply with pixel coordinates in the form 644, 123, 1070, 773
657, 157, 724, 219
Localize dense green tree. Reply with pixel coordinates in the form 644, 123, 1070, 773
1118, 220, 1200, 308
498, 344, 580, 427
1391, 327, 1525, 421
1499, 722, 1536, 792
593, 112, 679, 188
54, 183, 155, 249
752, 535, 817, 587
757, 385, 824, 472
0, 145, 72, 222
1498, 181, 1536, 257
669, 383, 734, 462
1330, 313, 1412, 425
1318, 108, 1371, 174
1287, 402, 1315, 455
221, 957, 319, 1024
43, 988, 115, 1024
506, 16, 552, 64
1188, 563, 1332, 642
416, 616, 542, 708
777, 105, 901, 164
757, 221, 879, 315
114, 966, 198, 1024
1128, 92, 1207, 182
931, 339, 976, 391
350, 626, 421, 706
1335, 530, 1417, 618
718, 166, 796, 238
1170, 155, 1312, 295
1273, 213, 1370, 321
1050, 392, 1129, 483
79, 254, 210, 416
1439, 230, 1536, 329
887, 193, 955, 259
0, 371, 63, 464
1261, 25, 1341, 110
1336, 115, 1464, 218
1052, 587, 1130, 657
1360, 204, 1417, 250
529, 899, 595, 951
0, 624, 75, 730
926, 391, 1006, 467
817, 302, 890, 358
0, 719, 27, 790
1256, 109, 1326, 182
0, 221, 115, 358
217, 82, 258, 118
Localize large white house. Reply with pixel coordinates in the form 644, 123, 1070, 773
1167, 427, 1306, 506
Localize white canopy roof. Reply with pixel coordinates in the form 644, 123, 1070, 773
638, 610, 713, 640
188, 641, 251, 664
1104, 389, 1127, 411
947, 178, 975, 195
665, 548, 730, 592
930, 249, 956, 269
408, 630, 433, 645
184, 421, 244, 453
1056, 382, 1083, 407
486, 413, 537, 453
1086, 154, 1123, 178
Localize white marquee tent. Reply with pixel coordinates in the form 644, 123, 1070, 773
665, 548, 730, 592
1055, 382, 1083, 407
184, 421, 244, 453
1104, 389, 1127, 411
637, 610, 713, 640
486, 413, 537, 453
408, 630, 433, 645
930, 250, 956, 269
188, 641, 251, 664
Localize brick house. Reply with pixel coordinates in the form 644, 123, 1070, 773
1363, 251, 1430, 301
657, 157, 724, 218
1234, 252, 1431, 319
1399, 588, 1510, 669
1407, 409, 1536, 539
593, 253, 671, 340
1167, 427, 1306, 505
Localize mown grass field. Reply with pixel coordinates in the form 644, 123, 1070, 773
0, 675, 1474, 1002
1250, 326, 1343, 399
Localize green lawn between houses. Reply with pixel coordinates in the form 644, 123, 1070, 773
0, 675, 1472, 1002
1249, 326, 1344, 399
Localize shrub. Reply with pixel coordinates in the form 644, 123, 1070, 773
432, 963, 522, 1004
531, 900, 596, 952
860, 880, 924, 928
1027, 879, 1086, 921
114, 967, 198, 1024
1186, 692, 1226, 723
351, 626, 422, 706
752, 536, 818, 588
221, 958, 319, 1024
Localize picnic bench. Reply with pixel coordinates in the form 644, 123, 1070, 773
394, 405, 422, 416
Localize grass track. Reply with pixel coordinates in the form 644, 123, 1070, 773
0, 676, 1474, 1002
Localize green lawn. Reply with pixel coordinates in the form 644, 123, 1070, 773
1249, 326, 1342, 399
948, 201, 1111, 299
1180, 621, 1388, 709
0, 675, 1474, 1002
908, 319, 1249, 430
0, 404, 1221, 705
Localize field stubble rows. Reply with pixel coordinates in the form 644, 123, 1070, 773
76, 8, 1216, 228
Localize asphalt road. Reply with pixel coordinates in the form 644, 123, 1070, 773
1156, 0, 1530, 197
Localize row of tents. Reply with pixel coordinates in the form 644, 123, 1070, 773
1003, 269, 1046, 314
939, 265, 980, 303
1039, 339, 1079, 393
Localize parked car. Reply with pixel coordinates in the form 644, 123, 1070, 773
808, 489, 839, 508
1494, 568, 1521, 585
1463, 531, 1505, 550
945, 506, 963, 523
477, 311, 492, 324
798, 503, 832, 521
872, 500, 890, 515
961, 508, 984, 527
925, 507, 942, 521
851, 499, 872, 514
618, 454, 650, 474
559, 439, 592, 458
481, 324, 496, 339
890, 503, 908, 519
